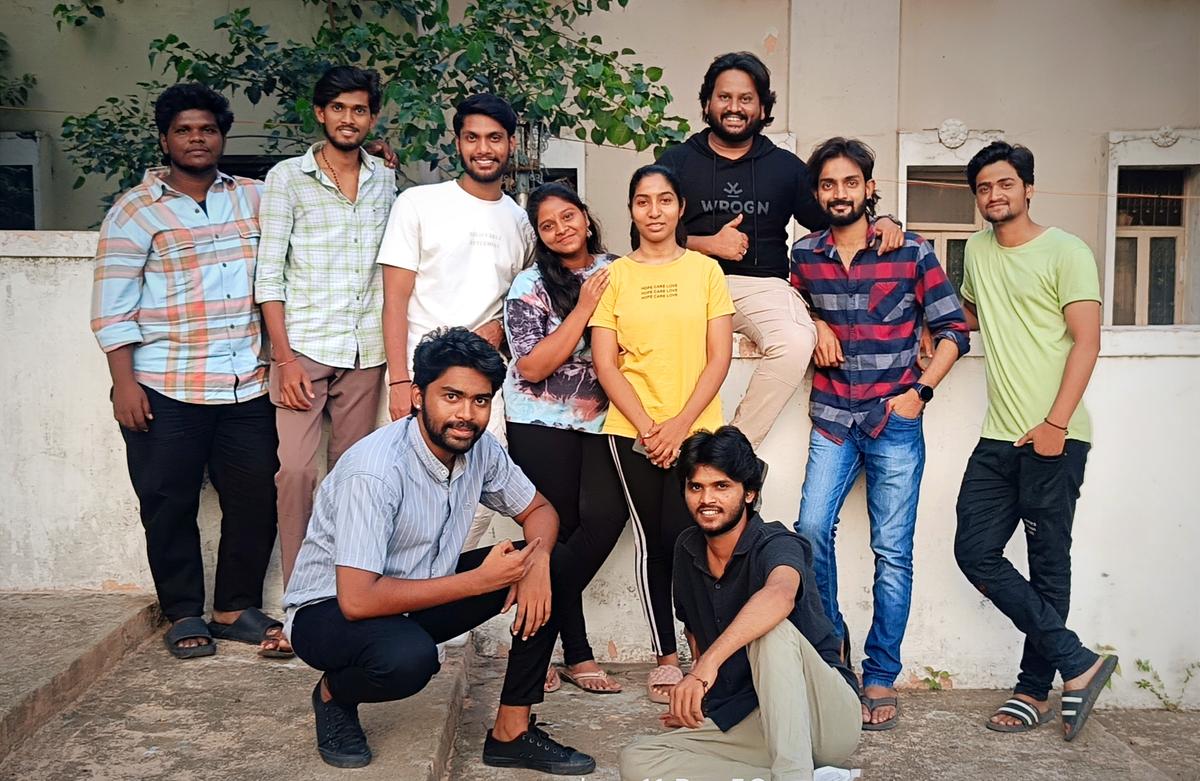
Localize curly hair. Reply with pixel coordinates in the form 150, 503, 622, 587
154, 83, 233, 136
412, 327, 506, 393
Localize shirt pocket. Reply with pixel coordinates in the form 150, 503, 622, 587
868, 280, 915, 323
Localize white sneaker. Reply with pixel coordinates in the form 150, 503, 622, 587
814, 768, 861, 781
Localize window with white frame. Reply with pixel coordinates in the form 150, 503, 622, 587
905, 165, 982, 294
1112, 167, 1192, 325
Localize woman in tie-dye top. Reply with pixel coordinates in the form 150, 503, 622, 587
503, 183, 629, 695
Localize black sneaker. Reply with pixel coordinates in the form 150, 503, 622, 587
482, 714, 596, 775
311, 679, 372, 768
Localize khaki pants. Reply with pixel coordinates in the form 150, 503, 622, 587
271, 354, 384, 585
620, 620, 861, 781
727, 275, 817, 448
462, 388, 506, 551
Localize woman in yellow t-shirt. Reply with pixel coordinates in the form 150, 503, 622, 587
589, 164, 735, 702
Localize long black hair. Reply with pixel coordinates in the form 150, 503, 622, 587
526, 182, 607, 323
627, 164, 688, 250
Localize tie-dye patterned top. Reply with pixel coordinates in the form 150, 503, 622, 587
503, 255, 614, 433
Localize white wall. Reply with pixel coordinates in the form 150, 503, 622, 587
3, 232, 1199, 707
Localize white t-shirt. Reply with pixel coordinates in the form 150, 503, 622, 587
377, 179, 534, 366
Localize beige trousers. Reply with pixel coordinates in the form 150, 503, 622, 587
462, 388, 506, 551
727, 275, 817, 448
620, 620, 862, 781
271, 354, 384, 585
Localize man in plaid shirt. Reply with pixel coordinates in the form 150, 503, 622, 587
789, 137, 969, 731
254, 66, 397, 586
91, 84, 288, 659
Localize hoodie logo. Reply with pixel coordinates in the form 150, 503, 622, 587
702, 180, 771, 216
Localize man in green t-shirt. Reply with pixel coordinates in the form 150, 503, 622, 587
954, 142, 1117, 742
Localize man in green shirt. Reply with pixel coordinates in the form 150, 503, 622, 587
954, 142, 1117, 742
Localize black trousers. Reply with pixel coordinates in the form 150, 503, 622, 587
954, 438, 1099, 700
290, 543, 567, 707
507, 422, 629, 666
608, 435, 693, 658
119, 386, 279, 622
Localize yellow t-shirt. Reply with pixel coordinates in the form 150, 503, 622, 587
588, 250, 736, 439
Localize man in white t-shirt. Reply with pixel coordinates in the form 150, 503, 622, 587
377, 93, 534, 549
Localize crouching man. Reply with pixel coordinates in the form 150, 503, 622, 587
620, 426, 861, 781
284, 327, 595, 775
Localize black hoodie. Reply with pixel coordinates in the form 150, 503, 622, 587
658, 129, 829, 279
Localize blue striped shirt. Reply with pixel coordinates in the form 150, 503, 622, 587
283, 415, 536, 613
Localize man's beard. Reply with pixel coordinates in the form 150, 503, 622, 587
420, 405, 483, 454
697, 504, 747, 538
463, 155, 509, 184
823, 198, 868, 227
168, 153, 218, 176
705, 110, 763, 144
323, 126, 364, 153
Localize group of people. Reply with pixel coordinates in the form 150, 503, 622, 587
90, 50, 1118, 779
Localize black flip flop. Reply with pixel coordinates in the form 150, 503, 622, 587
208, 606, 294, 658
164, 616, 216, 659
986, 697, 1054, 733
1062, 655, 1118, 742
861, 695, 899, 731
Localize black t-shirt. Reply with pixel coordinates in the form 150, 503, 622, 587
673, 513, 858, 731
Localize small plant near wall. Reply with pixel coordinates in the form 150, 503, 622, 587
921, 666, 953, 691
1135, 658, 1200, 712
1094, 643, 1122, 689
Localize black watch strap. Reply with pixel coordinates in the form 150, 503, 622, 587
913, 382, 934, 402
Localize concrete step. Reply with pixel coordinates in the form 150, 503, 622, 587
0, 591, 160, 760
0, 596, 472, 781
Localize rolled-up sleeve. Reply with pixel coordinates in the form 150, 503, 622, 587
254, 164, 294, 304
915, 239, 970, 357
90, 204, 149, 352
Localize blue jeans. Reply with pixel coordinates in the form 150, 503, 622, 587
795, 413, 925, 689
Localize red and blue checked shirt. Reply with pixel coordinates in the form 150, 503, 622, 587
90, 168, 269, 405
789, 223, 969, 443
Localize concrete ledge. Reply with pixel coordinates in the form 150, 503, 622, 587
0, 591, 161, 760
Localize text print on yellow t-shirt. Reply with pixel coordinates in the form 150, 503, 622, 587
640, 282, 679, 300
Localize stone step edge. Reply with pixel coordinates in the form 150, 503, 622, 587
430, 638, 476, 781
0, 596, 162, 760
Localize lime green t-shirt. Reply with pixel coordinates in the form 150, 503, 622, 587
961, 227, 1101, 443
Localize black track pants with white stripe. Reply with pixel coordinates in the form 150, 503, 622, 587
608, 435, 694, 658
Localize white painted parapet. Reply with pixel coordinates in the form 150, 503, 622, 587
3, 232, 1198, 708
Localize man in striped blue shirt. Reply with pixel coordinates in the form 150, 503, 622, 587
284, 328, 595, 775
789, 138, 968, 731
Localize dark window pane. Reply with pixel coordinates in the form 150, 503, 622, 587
945, 238, 966, 294
1113, 237, 1137, 325
0, 165, 35, 230
908, 166, 976, 225
1117, 168, 1184, 227
1148, 237, 1177, 325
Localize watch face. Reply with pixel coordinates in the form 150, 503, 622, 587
916, 384, 934, 402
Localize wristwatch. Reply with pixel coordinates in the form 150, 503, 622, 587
912, 383, 934, 403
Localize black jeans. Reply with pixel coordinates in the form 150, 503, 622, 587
507, 422, 629, 666
291, 543, 568, 707
608, 435, 693, 658
120, 386, 279, 622
954, 438, 1099, 700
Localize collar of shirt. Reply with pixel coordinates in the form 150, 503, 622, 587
811, 219, 880, 263
143, 166, 238, 201
679, 513, 766, 578
404, 415, 467, 484
299, 143, 378, 189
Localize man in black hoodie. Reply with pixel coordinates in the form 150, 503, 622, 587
659, 52, 903, 448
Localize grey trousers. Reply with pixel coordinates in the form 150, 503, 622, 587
620, 620, 861, 781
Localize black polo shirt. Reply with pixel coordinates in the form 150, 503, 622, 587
673, 513, 858, 731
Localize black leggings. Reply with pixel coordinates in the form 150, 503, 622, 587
291, 543, 566, 707
506, 422, 629, 665
607, 435, 693, 658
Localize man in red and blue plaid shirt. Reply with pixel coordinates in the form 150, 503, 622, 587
788, 137, 969, 731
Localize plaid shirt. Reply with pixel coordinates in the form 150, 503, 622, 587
789, 223, 970, 443
254, 144, 396, 368
90, 167, 268, 405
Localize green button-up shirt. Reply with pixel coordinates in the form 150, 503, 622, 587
254, 143, 397, 368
